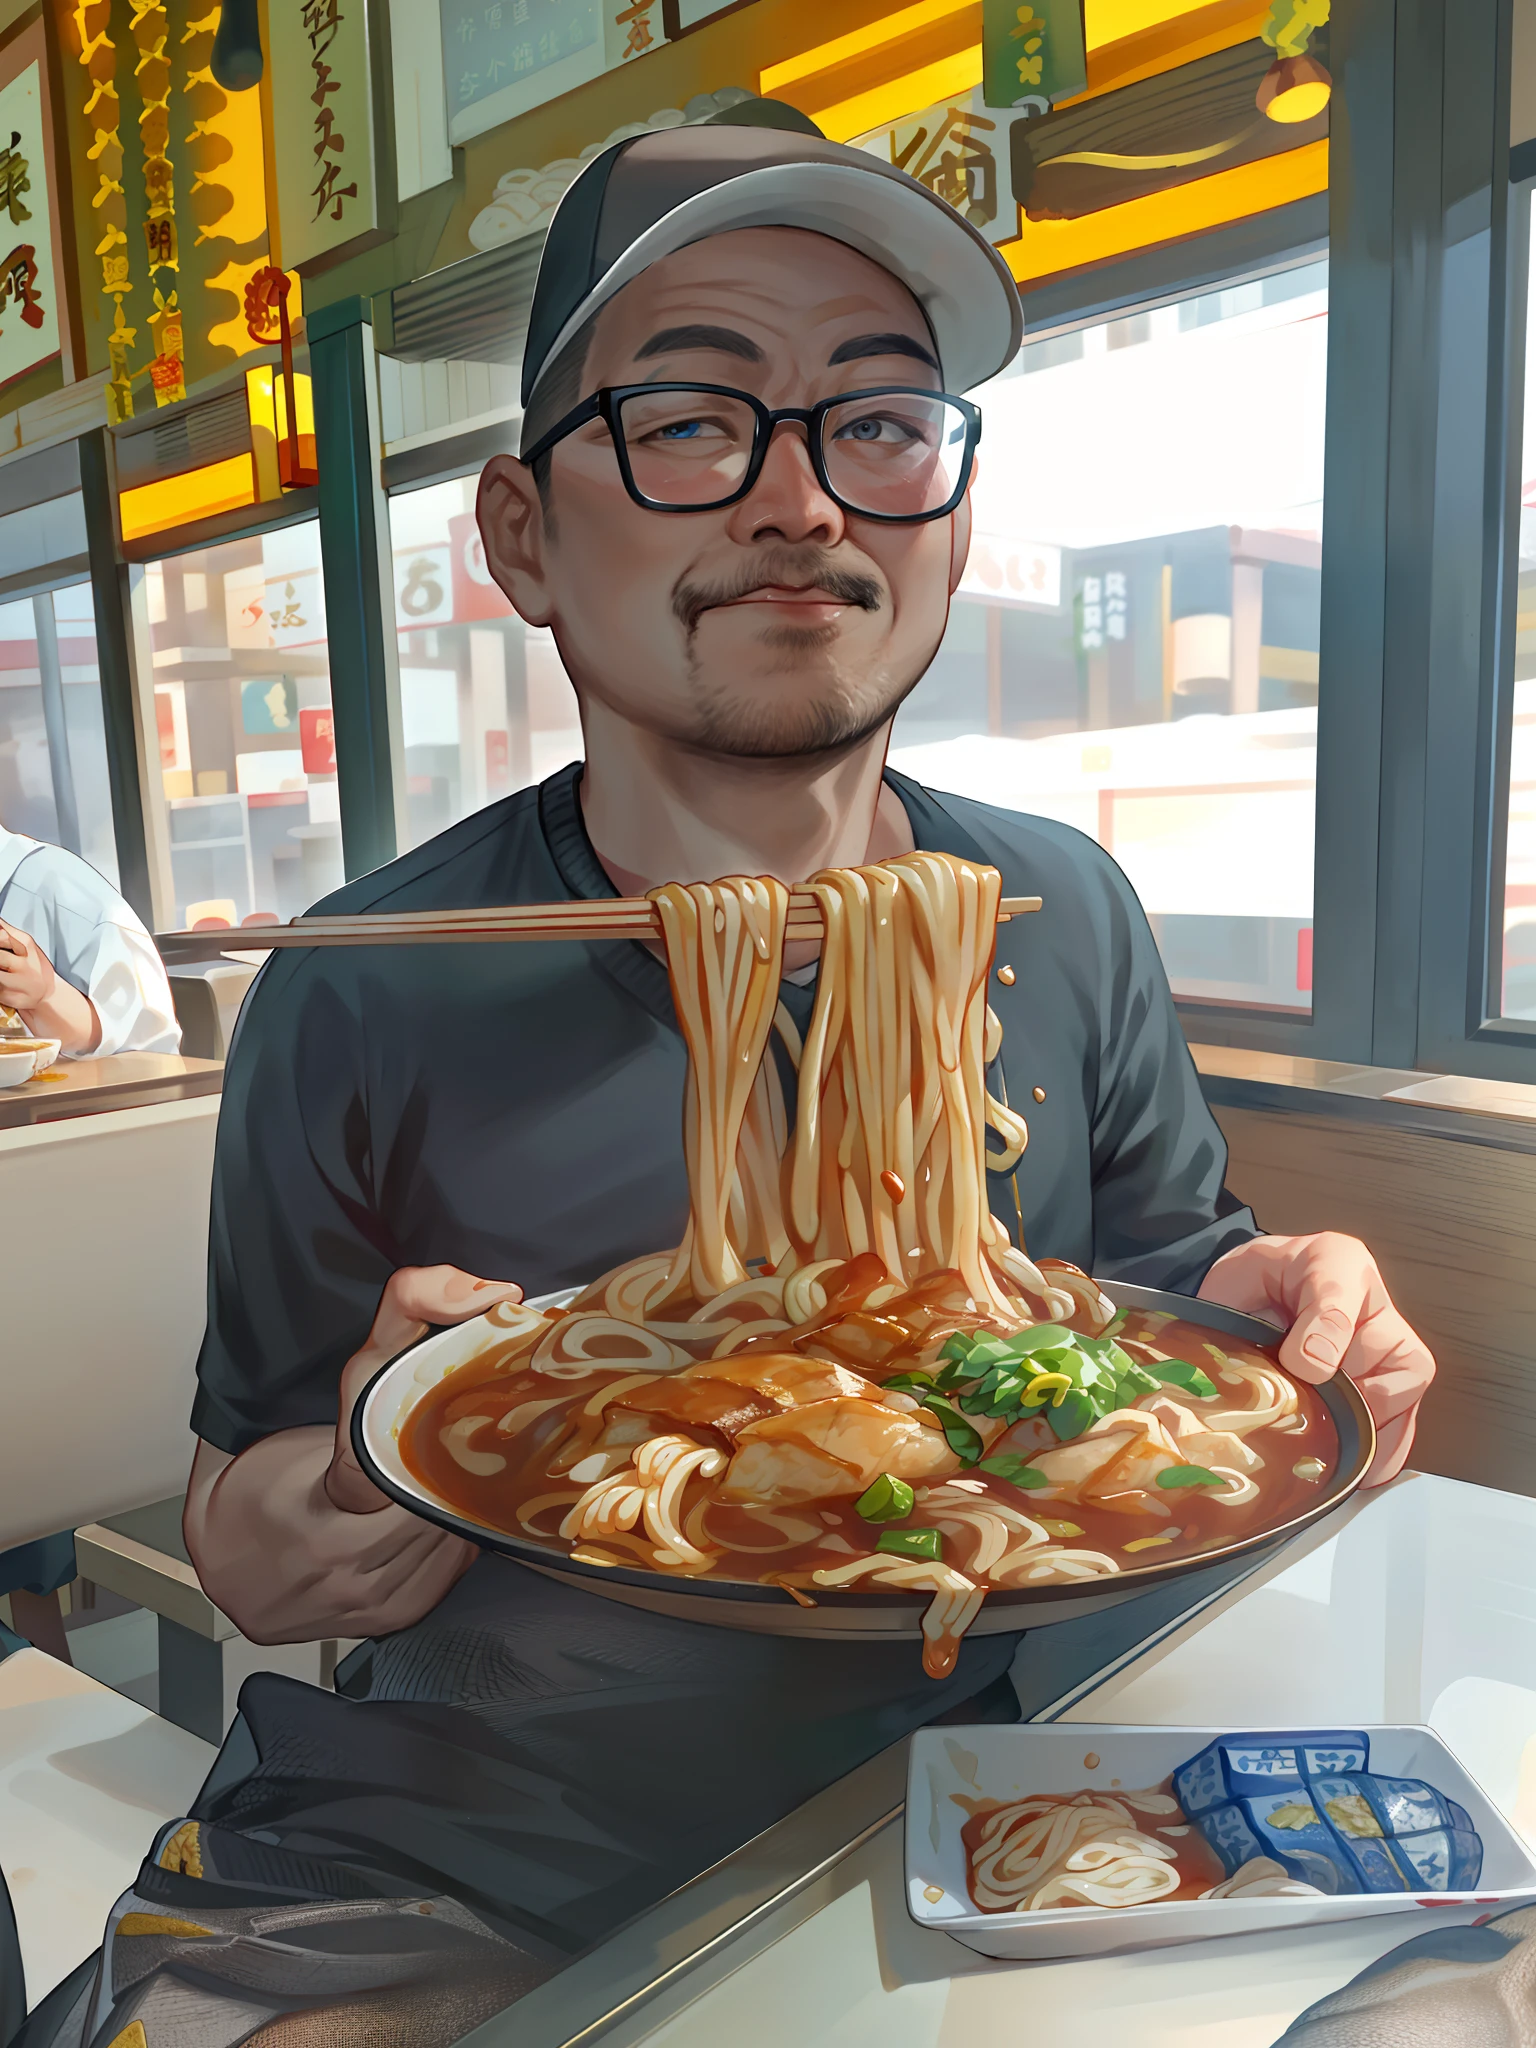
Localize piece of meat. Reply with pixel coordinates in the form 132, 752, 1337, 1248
721, 1396, 961, 1505
686, 1352, 883, 1406
1139, 1395, 1262, 1476
608, 1375, 780, 1446
1028, 1410, 1185, 1517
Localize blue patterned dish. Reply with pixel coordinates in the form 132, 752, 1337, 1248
1175, 1732, 1485, 1895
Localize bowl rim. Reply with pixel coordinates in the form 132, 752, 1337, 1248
354, 1279, 1376, 1616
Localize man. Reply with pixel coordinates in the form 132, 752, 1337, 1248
81, 111, 1426, 2015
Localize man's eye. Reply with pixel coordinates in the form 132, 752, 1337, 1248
835, 413, 919, 446
642, 416, 729, 443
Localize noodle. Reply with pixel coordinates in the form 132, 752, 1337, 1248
966, 1790, 1191, 1912
399, 850, 1337, 1679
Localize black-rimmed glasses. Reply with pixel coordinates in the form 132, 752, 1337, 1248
521, 384, 982, 523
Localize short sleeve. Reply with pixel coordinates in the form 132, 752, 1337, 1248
1084, 849, 1259, 1290
191, 952, 393, 1454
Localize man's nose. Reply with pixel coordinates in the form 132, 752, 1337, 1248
726, 420, 847, 548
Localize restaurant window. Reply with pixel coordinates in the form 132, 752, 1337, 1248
388, 475, 581, 850
0, 580, 119, 889
1500, 198, 1536, 1021
130, 520, 339, 929
890, 260, 1328, 1014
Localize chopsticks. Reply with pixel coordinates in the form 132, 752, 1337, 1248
155, 892, 1043, 964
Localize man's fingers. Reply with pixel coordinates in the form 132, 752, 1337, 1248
1275, 1237, 1378, 1382
355, 1264, 522, 1370
368, 1263, 522, 1356
327, 1265, 524, 1516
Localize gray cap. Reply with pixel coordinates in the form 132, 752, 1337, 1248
519, 116, 1023, 411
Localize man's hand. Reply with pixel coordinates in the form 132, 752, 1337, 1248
327, 1264, 525, 1512
186, 1264, 525, 1644
0, 919, 100, 1052
1198, 1233, 1434, 1485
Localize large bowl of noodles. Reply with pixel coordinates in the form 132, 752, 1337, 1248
356, 1276, 1374, 1673
359, 853, 1372, 1678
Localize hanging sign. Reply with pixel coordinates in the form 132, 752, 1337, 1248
981, 0, 1087, 115
0, 56, 59, 392
267, 0, 379, 270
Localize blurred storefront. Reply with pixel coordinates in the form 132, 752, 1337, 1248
0, 0, 1338, 1008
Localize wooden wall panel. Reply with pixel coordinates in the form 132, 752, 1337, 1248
1212, 1105, 1536, 1498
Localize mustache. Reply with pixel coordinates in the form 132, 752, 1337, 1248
671, 549, 885, 636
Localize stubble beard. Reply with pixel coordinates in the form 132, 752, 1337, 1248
672, 546, 914, 761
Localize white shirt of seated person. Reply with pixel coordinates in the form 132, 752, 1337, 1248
0, 824, 180, 1055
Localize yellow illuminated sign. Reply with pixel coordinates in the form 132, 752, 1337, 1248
119, 451, 255, 541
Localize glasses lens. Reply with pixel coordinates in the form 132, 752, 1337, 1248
616, 389, 758, 506
820, 393, 971, 518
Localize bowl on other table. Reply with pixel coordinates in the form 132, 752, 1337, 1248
2, 1036, 62, 1074
0, 1046, 38, 1087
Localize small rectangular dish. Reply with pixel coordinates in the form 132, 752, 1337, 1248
905, 1722, 1536, 1959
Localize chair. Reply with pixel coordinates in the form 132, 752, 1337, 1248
167, 965, 259, 1063
168, 971, 222, 1060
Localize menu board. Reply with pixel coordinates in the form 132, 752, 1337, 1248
442, 0, 666, 146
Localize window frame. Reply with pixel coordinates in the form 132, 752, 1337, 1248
995, 0, 1396, 1060
1005, 0, 1536, 1084
1413, 0, 1536, 1079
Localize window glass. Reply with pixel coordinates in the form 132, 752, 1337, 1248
1501, 208, 1536, 1021
131, 520, 338, 929
890, 261, 1329, 1013
0, 581, 118, 888
388, 476, 581, 850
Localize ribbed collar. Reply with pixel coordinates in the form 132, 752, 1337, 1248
533, 758, 989, 1035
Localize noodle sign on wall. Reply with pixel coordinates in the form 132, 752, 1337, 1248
266, 0, 379, 269
0, 52, 62, 391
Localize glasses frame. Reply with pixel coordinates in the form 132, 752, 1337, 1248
520, 382, 983, 524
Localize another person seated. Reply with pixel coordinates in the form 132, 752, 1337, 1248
0, 822, 179, 1667
0, 819, 179, 1055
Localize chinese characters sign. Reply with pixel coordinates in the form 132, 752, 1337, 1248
443, 0, 666, 147
444, 0, 600, 122
268, 0, 378, 269
0, 60, 59, 392
1077, 571, 1128, 652
856, 91, 1029, 248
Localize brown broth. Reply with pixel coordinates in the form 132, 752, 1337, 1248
398, 1286, 1339, 1608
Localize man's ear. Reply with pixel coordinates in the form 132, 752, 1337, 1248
477, 455, 556, 627
949, 465, 977, 595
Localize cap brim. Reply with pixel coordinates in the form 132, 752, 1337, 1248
529, 161, 1022, 402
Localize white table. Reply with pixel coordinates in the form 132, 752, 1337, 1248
459, 1472, 1536, 2048
0, 1647, 214, 2006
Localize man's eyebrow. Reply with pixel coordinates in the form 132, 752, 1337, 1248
632, 325, 765, 363
827, 331, 941, 371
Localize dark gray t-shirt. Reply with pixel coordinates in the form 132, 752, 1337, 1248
187, 763, 1258, 1950
195, 762, 1254, 1450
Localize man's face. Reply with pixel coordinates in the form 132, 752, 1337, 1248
479, 227, 973, 760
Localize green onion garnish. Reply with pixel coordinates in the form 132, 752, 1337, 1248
1156, 1465, 1224, 1489
1148, 1360, 1219, 1399
876, 1527, 943, 1562
855, 1473, 915, 1522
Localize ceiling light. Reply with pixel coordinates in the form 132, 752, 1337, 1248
1257, 52, 1332, 123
